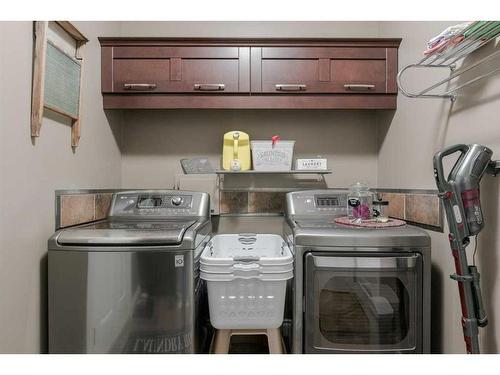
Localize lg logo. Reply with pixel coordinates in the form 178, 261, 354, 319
175, 255, 184, 268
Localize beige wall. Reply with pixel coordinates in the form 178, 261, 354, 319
120, 109, 379, 189
119, 21, 380, 38
0, 21, 122, 353
378, 21, 500, 353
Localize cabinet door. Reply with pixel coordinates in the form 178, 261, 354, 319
253, 47, 397, 94
105, 46, 249, 94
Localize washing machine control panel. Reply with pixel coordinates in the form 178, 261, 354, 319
286, 190, 348, 216
108, 190, 209, 218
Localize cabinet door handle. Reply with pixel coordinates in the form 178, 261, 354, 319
123, 83, 157, 91
275, 84, 307, 91
194, 84, 225, 91
343, 84, 375, 91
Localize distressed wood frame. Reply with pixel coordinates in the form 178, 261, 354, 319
31, 21, 88, 147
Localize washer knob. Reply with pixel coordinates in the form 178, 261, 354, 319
171, 196, 183, 206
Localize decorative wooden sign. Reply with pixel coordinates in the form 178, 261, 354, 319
31, 21, 88, 147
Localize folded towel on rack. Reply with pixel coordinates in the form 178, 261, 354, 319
424, 35, 464, 56
423, 21, 500, 57
426, 22, 473, 50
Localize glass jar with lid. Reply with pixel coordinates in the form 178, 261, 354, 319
347, 182, 374, 220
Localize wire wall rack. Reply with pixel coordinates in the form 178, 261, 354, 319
397, 21, 500, 101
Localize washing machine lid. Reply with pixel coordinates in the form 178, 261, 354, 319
291, 219, 431, 248
56, 220, 198, 246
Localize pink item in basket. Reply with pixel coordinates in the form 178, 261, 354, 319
335, 216, 406, 228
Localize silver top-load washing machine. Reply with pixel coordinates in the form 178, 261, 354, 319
283, 190, 431, 354
48, 190, 211, 354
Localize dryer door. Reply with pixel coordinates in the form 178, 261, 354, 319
304, 252, 423, 353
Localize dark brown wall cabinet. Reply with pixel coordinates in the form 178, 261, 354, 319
99, 38, 401, 109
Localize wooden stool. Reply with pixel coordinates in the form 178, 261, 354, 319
213, 328, 284, 354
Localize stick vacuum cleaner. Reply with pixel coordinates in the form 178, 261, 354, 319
433, 144, 499, 354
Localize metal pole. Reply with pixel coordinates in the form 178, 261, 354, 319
447, 234, 480, 353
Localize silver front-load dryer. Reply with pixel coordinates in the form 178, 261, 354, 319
283, 190, 431, 354
48, 190, 211, 353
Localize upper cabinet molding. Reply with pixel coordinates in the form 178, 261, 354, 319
99, 37, 401, 110
98, 37, 401, 47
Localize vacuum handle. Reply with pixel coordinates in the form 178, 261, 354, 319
433, 144, 469, 192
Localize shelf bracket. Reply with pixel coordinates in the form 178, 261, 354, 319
397, 64, 457, 100
486, 160, 500, 177
397, 39, 500, 102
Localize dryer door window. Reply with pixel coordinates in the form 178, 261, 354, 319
304, 253, 422, 353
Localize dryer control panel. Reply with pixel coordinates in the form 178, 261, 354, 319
285, 190, 348, 216
109, 190, 210, 219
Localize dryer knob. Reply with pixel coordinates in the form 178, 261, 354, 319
171, 196, 183, 206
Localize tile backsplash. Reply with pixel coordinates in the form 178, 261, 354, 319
378, 192, 405, 219
220, 192, 249, 214
379, 190, 442, 231
95, 193, 113, 220
60, 194, 95, 228
405, 193, 441, 228
248, 192, 286, 214
220, 189, 442, 230
220, 191, 286, 214
55, 187, 442, 231
56, 191, 114, 229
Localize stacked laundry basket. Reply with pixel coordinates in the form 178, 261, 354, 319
201, 234, 293, 353
201, 234, 293, 331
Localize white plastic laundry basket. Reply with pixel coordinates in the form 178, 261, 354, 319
251, 140, 295, 171
200, 234, 293, 329
201, 234, 293, 273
